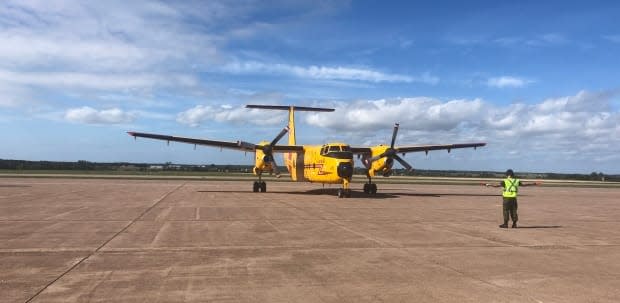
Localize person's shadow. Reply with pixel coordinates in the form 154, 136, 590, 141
517, 225, 562, 229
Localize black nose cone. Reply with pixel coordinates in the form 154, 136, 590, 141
337, 162, 353, 179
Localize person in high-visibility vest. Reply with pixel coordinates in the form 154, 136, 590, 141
485, 169, 539, 228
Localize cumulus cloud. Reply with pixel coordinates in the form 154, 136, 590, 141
487, 91, 618, 139
486, 76, 532, 88
305, 98, 484, 132
483, 91, 620, 171
298, 91, 619, 165
65, 107, 135, 124
176, 104, 287, 127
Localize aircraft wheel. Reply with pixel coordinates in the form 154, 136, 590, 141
371, 184, 378, 195
337, 188, 344, 198
363, 183, 369, 194
260, 182, 267, 193
252, 182, 259, 192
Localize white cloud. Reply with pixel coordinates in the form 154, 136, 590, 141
0, 70, 197, 91
0, 0, 427, 122
297, 91, 619, 167
0, 0, 224, 117
0, 83, 32, 107
0, 1, 222, 70
486, 76, 532, 88
221, 61, 436, 84
482, 91, 620, 166
176, 104, 287, 127
536, 33, 568, 45
603, 35, 620, 43
305, 97, 484, 132
65, 107, 135, 124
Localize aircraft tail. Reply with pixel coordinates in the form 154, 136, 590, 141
245, 105, 334, 145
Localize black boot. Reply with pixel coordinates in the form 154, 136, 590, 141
512, 222, 517, 228
499, 223, 508, 228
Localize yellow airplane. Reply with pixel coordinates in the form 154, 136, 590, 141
128, 105, 485, 198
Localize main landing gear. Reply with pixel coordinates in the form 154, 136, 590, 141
363, 174, 378, 195
253, 181, 266, 192
363, 183, 377, 194
252, 174, 267, 193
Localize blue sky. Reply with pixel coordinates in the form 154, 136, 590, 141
1, 0, 619, 174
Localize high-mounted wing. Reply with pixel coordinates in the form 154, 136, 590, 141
127, 131, 303, 152
395, 142, 486, 154
351, 142, 486, 155
350, 123, 485, 172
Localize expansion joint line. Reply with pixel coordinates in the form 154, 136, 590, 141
24, 182, 186, 303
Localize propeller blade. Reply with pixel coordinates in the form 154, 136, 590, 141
390, 123, 399, 148
270, 126, 289, 146
393, 154, 413, 171
370, 151, 388, 163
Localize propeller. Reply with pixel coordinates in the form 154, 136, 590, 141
261, 126, 289, 176
370, 123, 413, 171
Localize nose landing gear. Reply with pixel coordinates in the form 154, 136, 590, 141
337, 178, 352, 198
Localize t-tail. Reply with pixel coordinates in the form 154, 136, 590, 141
246, 105, 334, 180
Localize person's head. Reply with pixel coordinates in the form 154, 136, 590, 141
505, 169, 514, 177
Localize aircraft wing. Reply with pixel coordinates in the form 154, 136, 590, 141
395, 142, 486, 154
127, 131, 304, 152
351, 142, 486, 155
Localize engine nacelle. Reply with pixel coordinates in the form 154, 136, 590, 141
363, 145, 394, 177
253, 141, 275, 175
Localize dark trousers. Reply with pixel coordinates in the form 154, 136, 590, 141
502, 197, 518, 224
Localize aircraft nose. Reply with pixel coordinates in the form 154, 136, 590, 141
337, 162, 353, 179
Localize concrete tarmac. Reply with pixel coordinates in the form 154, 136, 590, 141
1, 178, 619, 302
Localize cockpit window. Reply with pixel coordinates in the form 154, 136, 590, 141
322, 145, 352, 159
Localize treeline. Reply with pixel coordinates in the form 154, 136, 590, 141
1, 159, 618, 181
396, 169, 617, 182
0, 159, 247, 173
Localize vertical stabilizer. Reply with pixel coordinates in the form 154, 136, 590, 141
288, 106, 296, 145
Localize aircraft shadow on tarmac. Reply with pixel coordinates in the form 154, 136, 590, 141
197, 189, 498, 199
0, 184, 31, 188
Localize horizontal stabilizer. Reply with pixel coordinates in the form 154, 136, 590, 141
246, 104, 334, 112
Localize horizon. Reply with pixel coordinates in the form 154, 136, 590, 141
1, 1, 619, 174
1, 158, 615, 176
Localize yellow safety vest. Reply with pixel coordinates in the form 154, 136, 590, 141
502, 178, 520, 198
